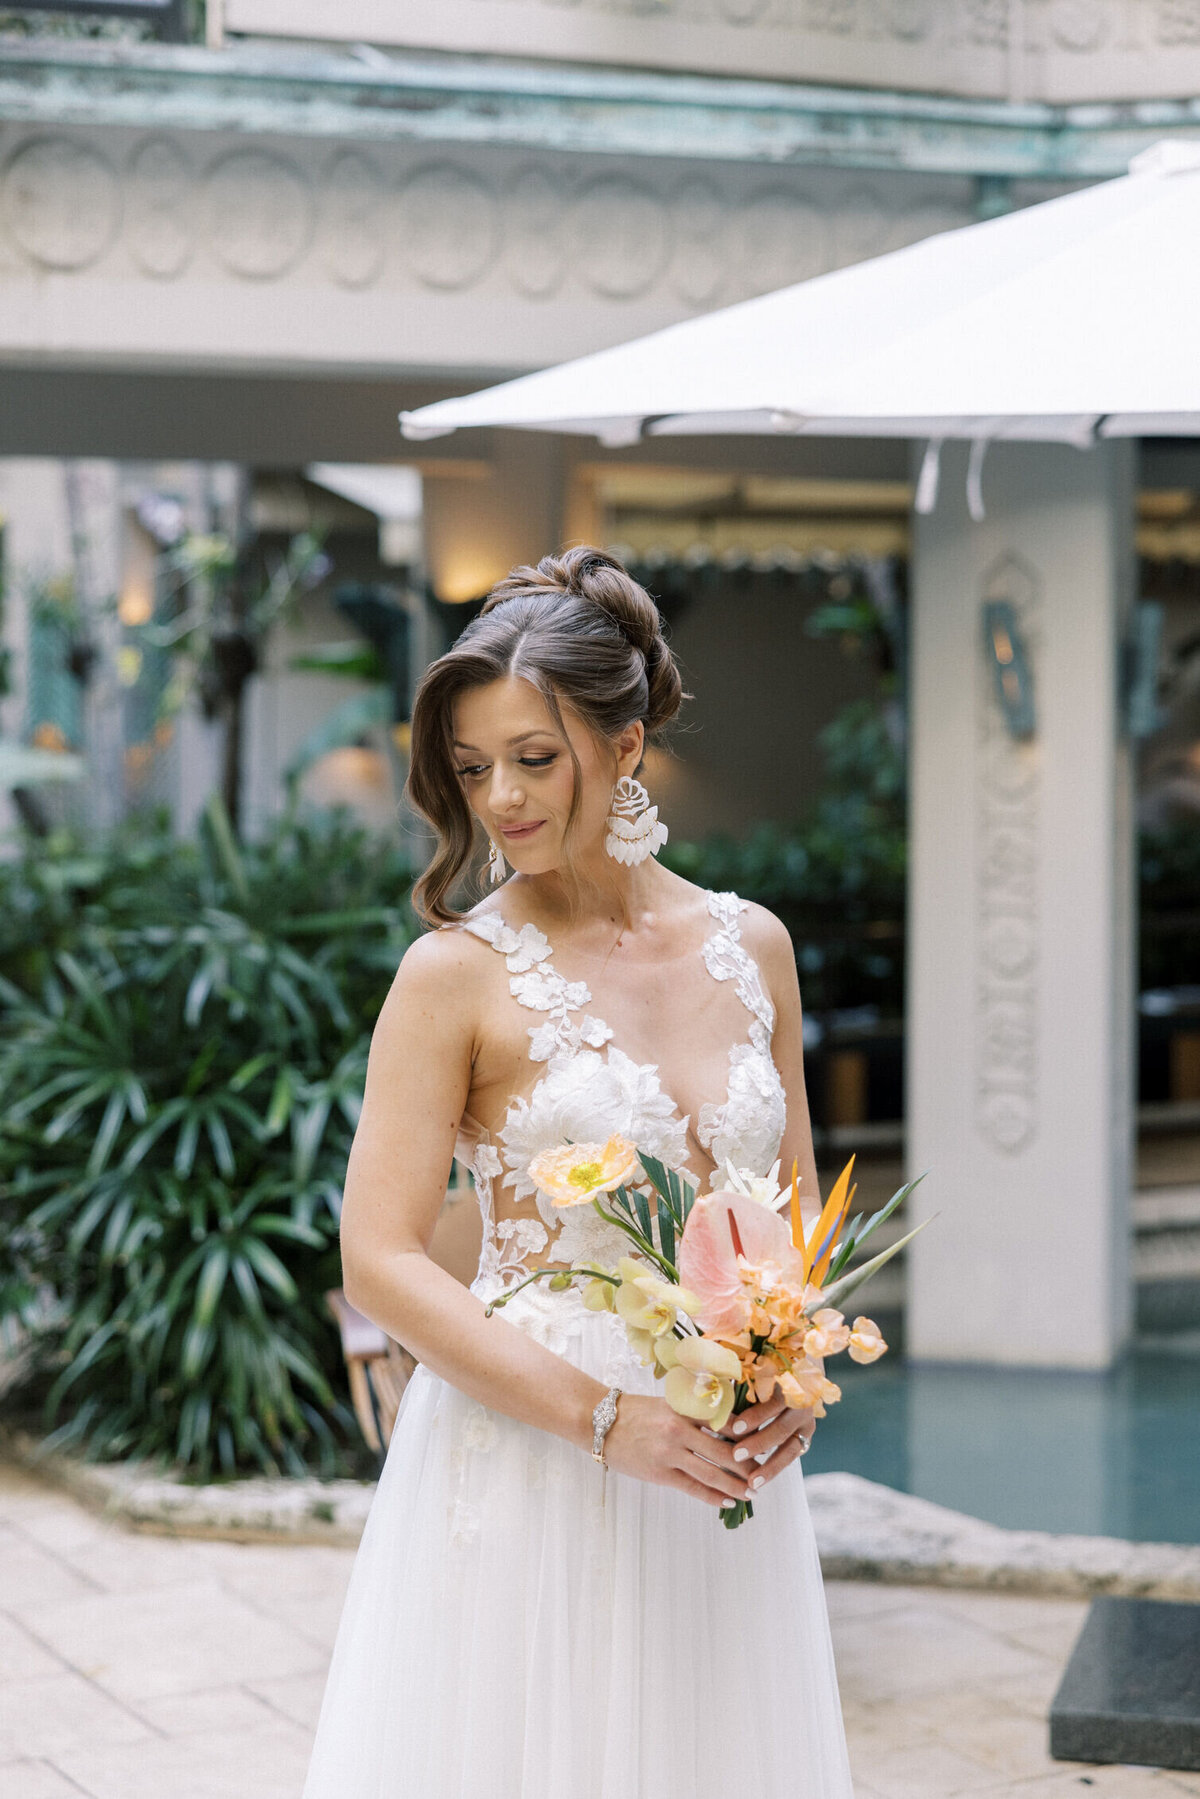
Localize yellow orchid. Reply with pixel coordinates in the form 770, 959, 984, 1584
614, 1256, 699, 1339
663, 1335, 741, 1430
582, 1275, 616, 1312
847, 1316, 888, 1364
624, 1326, 658, 1367
528, 1136, 639, 1208
617, 1279, 678, 1338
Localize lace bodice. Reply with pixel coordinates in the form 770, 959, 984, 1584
453, 891, 787, 1301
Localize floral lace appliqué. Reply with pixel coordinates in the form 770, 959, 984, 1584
696, 892, 787, 1175
463, 910, 612, 1064
457, 894, 786, 1304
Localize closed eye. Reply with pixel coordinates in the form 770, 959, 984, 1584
455, 754, 557, 779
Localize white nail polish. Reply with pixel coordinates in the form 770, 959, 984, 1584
731, 1420, 747, 1435
733, 1447, 749, 1462
750, 1476, 764, 1491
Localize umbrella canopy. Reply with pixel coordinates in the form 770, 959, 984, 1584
400, 140, 1200, 453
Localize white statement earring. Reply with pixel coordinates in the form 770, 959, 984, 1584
604, 775, 668, 866
486, 839, 508, 885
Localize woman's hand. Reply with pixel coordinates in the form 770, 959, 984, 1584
601, 1394, 753, 1511
713, 1396, 817, 1494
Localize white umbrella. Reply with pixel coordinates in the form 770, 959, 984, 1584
400, 140, 1200, 460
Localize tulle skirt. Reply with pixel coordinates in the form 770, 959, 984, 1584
301, 1285, 855, 1799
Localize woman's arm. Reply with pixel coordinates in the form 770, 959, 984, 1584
339, 929, 753, 1509
744, 903, 822, 1230
339, 929, 602, 1451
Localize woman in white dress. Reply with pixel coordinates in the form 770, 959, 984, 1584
302, 547, 856, 1799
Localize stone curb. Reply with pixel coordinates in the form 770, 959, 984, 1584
805, 1471, 1200, 1601
2, 1428, 373, 1547
7, 1429, 1200, 1598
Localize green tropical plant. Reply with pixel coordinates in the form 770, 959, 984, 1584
0, 801, 415, 1478
665, 557, 908, 1019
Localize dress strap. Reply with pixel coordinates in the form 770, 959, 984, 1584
701, 891, 776, 1041
459, 910, 613, 1064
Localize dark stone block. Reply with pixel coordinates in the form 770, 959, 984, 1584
1050, 1597, 1200, 1771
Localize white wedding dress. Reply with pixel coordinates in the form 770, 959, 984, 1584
302, 892, 855, 1799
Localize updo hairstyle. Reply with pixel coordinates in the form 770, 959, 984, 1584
406, 546, 684, 925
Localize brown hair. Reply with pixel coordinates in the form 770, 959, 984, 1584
406, 546, 684, 926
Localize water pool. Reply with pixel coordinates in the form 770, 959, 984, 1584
801, 1347, 1200, 1544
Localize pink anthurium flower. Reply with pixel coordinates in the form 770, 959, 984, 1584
677, 1191, 805, 1337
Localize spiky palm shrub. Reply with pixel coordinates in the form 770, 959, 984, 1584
0, 803, 415, 1478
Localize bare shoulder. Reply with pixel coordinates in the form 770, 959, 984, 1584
377, 920, 493, 1027
737, 901, 800, 995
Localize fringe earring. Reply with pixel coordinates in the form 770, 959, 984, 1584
487, 839, 508, 885
604, 776, 668, 867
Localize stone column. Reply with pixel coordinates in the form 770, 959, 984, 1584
421, 433, 567, 606
906, 440, 1136, 1369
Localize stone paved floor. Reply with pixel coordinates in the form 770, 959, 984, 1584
3, 1460, 1200, 1799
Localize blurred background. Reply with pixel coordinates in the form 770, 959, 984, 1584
0, 0, 1198, 1544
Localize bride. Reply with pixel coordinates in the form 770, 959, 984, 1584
301, 547, 856, 1798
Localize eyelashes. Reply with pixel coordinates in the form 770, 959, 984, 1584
455, 754, 558, 779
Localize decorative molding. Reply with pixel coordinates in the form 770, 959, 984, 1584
127, 135, 193, 279
666, 176, 725, 306
503, 166, 569, 299
0, 127, 971, 314
570, 174, 668, 299
2, 136, 120, 271
975, 552, 1041, 1157
320, 148, 386, 290
398, 162, 499, 291
206, 148, 314, 280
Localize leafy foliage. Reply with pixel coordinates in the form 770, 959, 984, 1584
0, 804, 415, 1478
664, 560, 908, 1019
664, 701, 907, 1018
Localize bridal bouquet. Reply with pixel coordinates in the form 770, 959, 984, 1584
485, 1138, 929, 1528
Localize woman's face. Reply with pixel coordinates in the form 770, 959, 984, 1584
451, 676, 640, 879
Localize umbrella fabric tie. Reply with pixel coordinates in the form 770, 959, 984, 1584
915, 436, 943, 515
967, 436, 990, 523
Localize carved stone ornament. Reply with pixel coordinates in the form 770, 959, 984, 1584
975, 553, 1041, 1156
207, 149, 314, 281
128, 137, 194, 280
668, 177, 726, 307
399, 163, 499, 291
504, 167, 568, 299
3, 136, 120, 272
570, 175, 668, 299
320, 149, 386, 290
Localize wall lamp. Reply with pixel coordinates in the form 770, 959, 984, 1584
982, 598, 1036, 740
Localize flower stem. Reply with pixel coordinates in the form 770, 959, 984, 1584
483, 1264, 619, 1316
591, 1199, 677, 1277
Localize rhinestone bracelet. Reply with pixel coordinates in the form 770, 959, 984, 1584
591, 1385, 622, 1504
